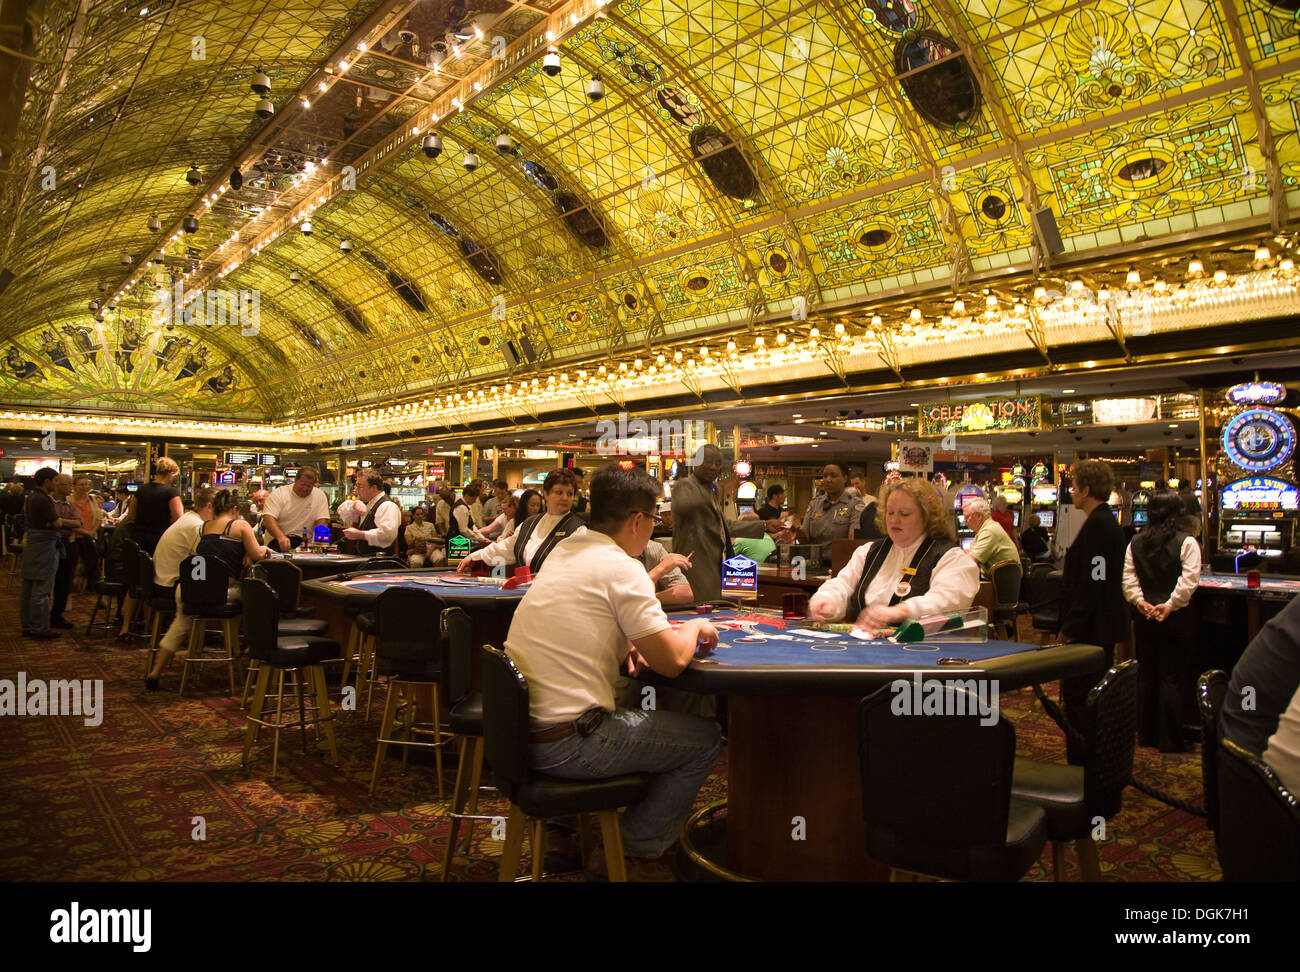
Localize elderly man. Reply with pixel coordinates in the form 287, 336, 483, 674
261, 465, 330, 551
338, 470, 401, 555
672, 444, 779, 603
963, 497, 1019, 580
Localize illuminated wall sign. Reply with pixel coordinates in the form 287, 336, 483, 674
1092, 397, 1160, 425
722, 554, 758, 595
919, 396, 1042, 436
224, 450, 258, 465
1226, 381, 1286, 405
616, 459, 637, 470
1222, 408, 1296, 472
217, 470, 236, 486
427, 463, 445, 479
733, 459, 753, 478
1220, 477, 1300, 512
897, 442, 934, 473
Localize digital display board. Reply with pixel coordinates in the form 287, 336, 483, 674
224, 450, 258, 466
258, 453, 280, 466
1220, 477, 1300, 512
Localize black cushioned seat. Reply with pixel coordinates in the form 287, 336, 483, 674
1217, 737, 1300, 880
513, 773, 653, 820
449, 692, 483, 735
276, 616, 329, 636
1010, 660, 1138, 880
859, 682, 1046, 882
182, 598, 239, 617
95, 579, 125, 595
264, 634, 341, 669
251, 560, 315, 618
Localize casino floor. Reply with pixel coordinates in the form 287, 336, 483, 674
0, 587, 1219, 882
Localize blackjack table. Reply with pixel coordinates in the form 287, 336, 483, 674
265, 550, 370, 578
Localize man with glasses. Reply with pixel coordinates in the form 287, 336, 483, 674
505, 465, 723, 881
261, 465, 330, 551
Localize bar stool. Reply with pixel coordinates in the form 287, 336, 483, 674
176, 555, 241, 697
440, 605, 495, 881
86, 530, 124, 637
240, 578, 340, 780
368, 587, 457, 797
339, 559, 403, 716
138, 548, 176, 676
243, 562, 329, 708
481, 646, 653, 882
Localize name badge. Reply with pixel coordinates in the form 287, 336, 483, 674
812, 511, 823, 518
896, 565, 918, 598
836, 508, 848, 517
554, 531, 566, 537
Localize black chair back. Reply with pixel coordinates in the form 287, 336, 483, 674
240, 578, 279, 662
1026, 563, 1060, 631
373, 586, 443, 679
180, 554, 233, 611
481, 645, 529, 804
252, 560, 303, 612
442, 606, 474, 705
364, 557, 405, 571
989, 560, 1022, 609
1217, 738, 1300, 880
859, 682, 1016, 852
1083, 660, 1139, 821
122, 538, 142, 596
137, 547, 161, 597
1198, 669, 1229, 833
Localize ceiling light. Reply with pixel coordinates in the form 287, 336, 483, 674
1033, 285, 1048, 302
338, 60, 349, 71
495, 131, 514, 155
340, 239, 353, 252
185, 165, 201, 186
1213, 265, 1228, 284
1187, 254, 1204, 276
120, 252, 132, 265
300, 220, 313, 235
1255, 244, 1272, 264
952, 299, 965, 316
147, 216, 161, 232
1062, 388, 1075, 393
587, 75, 605, 102
542, 51, 561, 76
1125, 265, 1141, 287
182, 215, 198, 233
909, 307, 921, 322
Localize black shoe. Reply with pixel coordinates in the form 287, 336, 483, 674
27, 631, 58, 640
50, 619, 74, 629
145, 677, 160, 691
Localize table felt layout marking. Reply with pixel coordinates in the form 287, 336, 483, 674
333, 572, 527, 596
1199, 573, 1300, 592
671, 610, 1039, 667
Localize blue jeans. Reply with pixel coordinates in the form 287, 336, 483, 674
530, 708, 722, 858
21, 576, 54, 634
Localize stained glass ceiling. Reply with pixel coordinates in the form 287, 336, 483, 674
2, 0, 1300, 430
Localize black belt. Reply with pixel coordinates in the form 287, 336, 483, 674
529, 708, 606, 743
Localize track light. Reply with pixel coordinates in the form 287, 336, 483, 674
422, 134, 442, 158
542, 51, 560, 76
250, 70, 270, 96
185, 165, 201, 186
462, 151, 479, 171
255, 98, 274, 119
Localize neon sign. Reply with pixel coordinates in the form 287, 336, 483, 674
1220, 477, 1300, 512
1226, 381, 1286, 405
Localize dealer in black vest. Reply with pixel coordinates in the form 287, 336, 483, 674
808, 478, 978, 632
458, 467, 586, 575
337, 470, 401, 555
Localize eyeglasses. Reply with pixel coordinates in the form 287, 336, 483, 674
637, 510, 663, 524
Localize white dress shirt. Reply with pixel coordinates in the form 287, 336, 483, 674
467, 511, 586, 568
337, 494, 401, 550
811, 536, 979, 622
1122, 535, 1201, 610
1264, 683, 1300, 797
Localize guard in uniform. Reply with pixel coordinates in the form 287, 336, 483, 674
798, 462, 865, 562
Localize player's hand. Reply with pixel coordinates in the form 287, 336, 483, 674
764, 518, 784, 534
456, 557, 472, 574
1151, 603, 1172, 622
689, 620, 719, 657
342, 527, 364, 541
258, 546, 272, 560
625, 647, 648, 676
660, 552, 692, 572
807, 596, 836, 622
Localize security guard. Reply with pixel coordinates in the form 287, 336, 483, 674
796, 461, 864, 561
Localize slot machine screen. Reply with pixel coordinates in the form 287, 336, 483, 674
1038, 510, 1055, 529
960, 536, 975, 551
1133, 511, 1148, 526
1011, 511, 1020, 528
956, 514, 968, 530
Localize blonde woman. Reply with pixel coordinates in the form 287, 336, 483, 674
117, 458, 183, 640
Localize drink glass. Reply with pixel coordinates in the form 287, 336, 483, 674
1247, 569, 1261, 589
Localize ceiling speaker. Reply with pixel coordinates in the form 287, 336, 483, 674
1031, 206, 1065, 256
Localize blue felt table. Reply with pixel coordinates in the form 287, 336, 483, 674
301, 569, 527, 610
659, 608, 1106, 696
1198, 572, 1300, 594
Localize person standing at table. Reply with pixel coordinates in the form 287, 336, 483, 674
261, 465, 330, 551
505, 465, 722, 880
20, 468, 62, 639
433, 483, 474, 543
962, 497, 1019, 580
337, 471, 401, 555
460, 468, 584, 575
49, 473, 81, 630
755, 484, 785, 523
792, 461, 865, 563
672, 444, 778, 603
808, 477, 978, 631
1122, 488, 1200, 753
129, 457, 182, 555
1057, 459, 1128, 765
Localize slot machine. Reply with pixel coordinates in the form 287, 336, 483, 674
1107, 490, 1123, 523
1029, 481, 1058, 540
954, 484, 984, 551
1000, 485, 1025, 528
1131, 482, 1154, 530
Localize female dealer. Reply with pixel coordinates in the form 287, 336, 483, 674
808, 477, 978, 632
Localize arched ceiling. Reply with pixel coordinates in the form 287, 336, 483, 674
3, 0, 1300, 423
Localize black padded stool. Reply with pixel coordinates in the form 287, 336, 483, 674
1198, 669, 1229, 838
240, 578, 340, 780
1011, 660, 1138, 881
139, 548, 176, 676
481, 646, 652, 882
440, 606, 494, 880
86, 579, 125, 636
244, 562, 329, 706
859, 682, 1047, 881
176, 555, 241, 696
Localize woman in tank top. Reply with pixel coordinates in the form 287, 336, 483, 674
1123, 488, 1201, 753
198, 490, 271, 593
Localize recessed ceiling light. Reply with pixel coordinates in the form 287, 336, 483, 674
909, 402, 920, 407
1062, 388, 1075, 393
791, 413, 802, 418
1168, 423, 1178, 428
818, 431, 827, 436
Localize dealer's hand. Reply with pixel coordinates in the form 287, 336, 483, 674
807, 595, 836, 622
342, 527, 365, 541
855, 604, 909, 632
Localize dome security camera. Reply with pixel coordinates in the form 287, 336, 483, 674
121, 252, 133, 265
1100, 437, 1111, 444
255, 98, 274, 119
185, 166, 202, 186
301, 219, 313, 235
422, 134, 442, 159
462, 151, 480, 172
542, 51, 560, 77
250, 71, 271, 96
97, 279, 109, 292
495, 131, 514, 155
340, 239, 353, 253
148, 216, 161, 232
1116, 425, 1128, 432
182, 215, 199, 233
860, 435, 871, 442
586, 75, 605, 102
289, 271, 301, 282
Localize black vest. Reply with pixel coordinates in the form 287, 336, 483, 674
512, 511, 581, 573
446, 499, 470, 541
849, 536, 956, 617
1131, 531, 1188, 607
342, 496, 399, 555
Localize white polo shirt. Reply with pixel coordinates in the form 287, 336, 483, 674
262, 484, 329, 537
505, 531, 670, 724
153, 511, 205, 587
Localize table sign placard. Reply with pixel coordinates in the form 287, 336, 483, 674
722, 554, 759, 595
447, 535, 472, 563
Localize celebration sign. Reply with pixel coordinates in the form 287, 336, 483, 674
919, 396, 1042, 436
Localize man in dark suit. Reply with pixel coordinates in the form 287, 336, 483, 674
1057, 459, 1129, 764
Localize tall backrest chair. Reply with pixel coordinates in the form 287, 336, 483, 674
1198, 669, 1229, 835
1217, 738, 1300, 881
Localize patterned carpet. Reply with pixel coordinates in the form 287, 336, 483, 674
0, 583, 1220, 882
